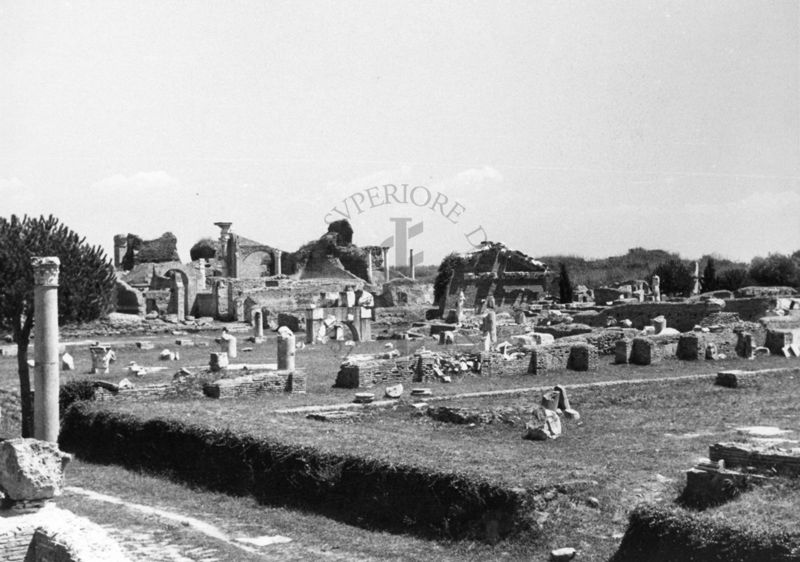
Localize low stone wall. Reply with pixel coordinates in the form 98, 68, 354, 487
710, 442, 800, 476
203, 370, 305, 398
527, 343, 598, 374
479, 353, 529, 377
534, 324, 593, 339
600, 302, 723, 332
723, 297, 779, 321
94, 384, 177, 402
559, 327, 638, 355
335, 358, 413, 388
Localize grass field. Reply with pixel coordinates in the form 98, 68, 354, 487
3, 328, 800, 560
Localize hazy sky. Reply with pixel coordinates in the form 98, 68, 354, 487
2, 1, 798, 266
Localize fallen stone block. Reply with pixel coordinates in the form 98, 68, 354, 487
0, 439, 72, 501
60, 353, 75, 371
23, 505, 131, 562
754, 346, 770, 357
385, 384, 403, 398
551, 547, 576, 561
677, 333, 706, 361
554, 384, 571, 410
135, 341, 155, 350
540, 390, 560, 411
715, 370, 755, 388
523, 407, 562, 440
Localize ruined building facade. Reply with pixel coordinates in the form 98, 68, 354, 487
440, 242, 552, 311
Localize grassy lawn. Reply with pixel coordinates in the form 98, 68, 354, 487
2, 329, 797, 411
3, 326, 800, 560
83, 365, 800, 561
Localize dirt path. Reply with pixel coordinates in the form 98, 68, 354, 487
275, 366, 799, 414
63, 486, 359, 562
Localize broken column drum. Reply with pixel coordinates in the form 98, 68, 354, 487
253, 310, 264, 339
278, 331, 296, 371
32, 257, 60, 443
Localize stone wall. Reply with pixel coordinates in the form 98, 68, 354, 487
722, 298, 777, 322
527, 343, 598, 374
559, 327, 639, 355
335, 357, 413, 388
202, 370, 305, 398
599, 302, 724, 332
94, 384, 176, 402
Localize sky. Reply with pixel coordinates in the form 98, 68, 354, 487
1, 0, 798, 267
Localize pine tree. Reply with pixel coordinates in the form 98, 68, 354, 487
0, 215, 116, 436
558, 263, 573, 304
702, 258, 717, 292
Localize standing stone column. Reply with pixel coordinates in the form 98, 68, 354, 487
366, 250, 374, 284
195, 258, 206, 289
253, 310, 264, 339
32, 257, 60, 443
214, 222, 232, 261
382, 247, 390, 281
171, 274, 185, 322
113, 234, 127, 268
225, 334, 237, 359
278, 329, 296, 371
274, 249, 282, 276
409, 249, 415, 280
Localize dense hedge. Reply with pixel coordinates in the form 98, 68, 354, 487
59, 380, 97, 415
611, 504, 800, 562
60, 403, 532, 541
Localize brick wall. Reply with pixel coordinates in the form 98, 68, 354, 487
203, 369, 304, 398
94, 384, 176, 402
527, 343, 598, 374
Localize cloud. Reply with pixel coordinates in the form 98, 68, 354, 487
91, 171, 182, 191
0, 177, 25, 192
